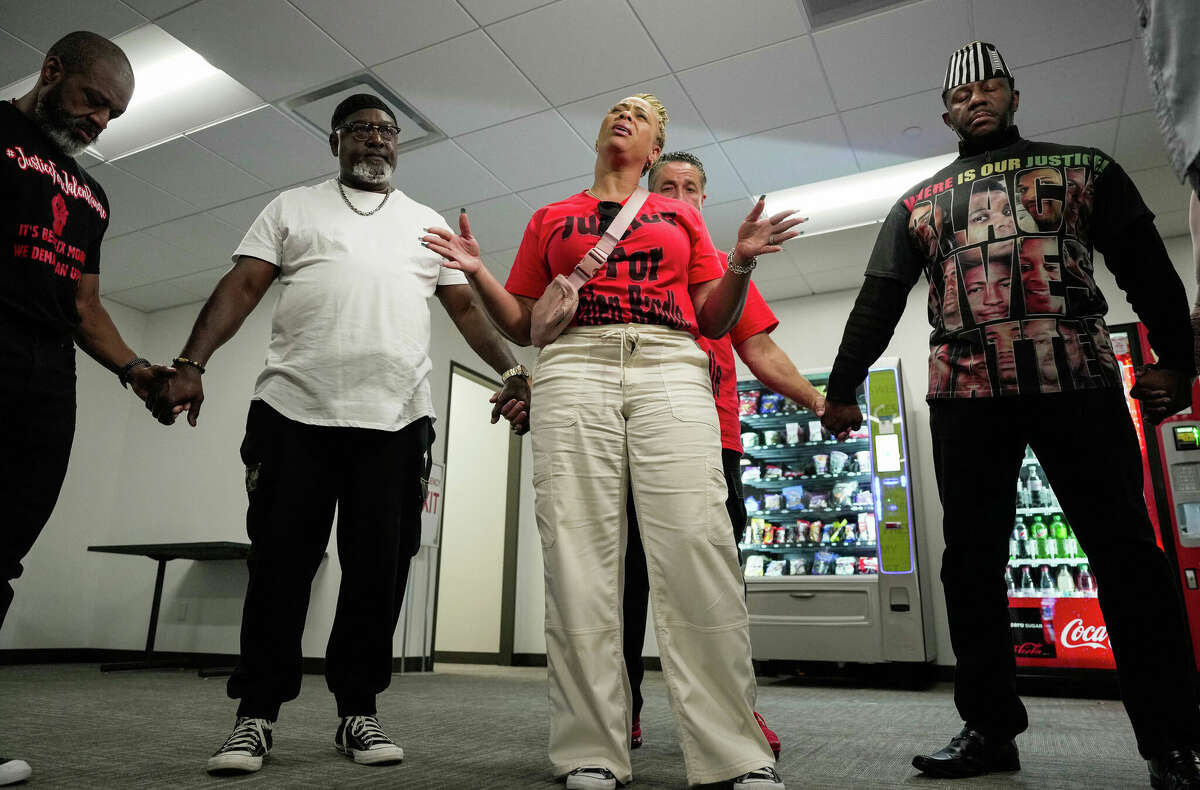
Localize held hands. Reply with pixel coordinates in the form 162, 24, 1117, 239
127, 363, 176, 405
491, 375, 531, 435
422, 211, 483, 276
734, 196, 806, 263
811, 393, 827, 418
821, 399, 862, 442
1130, 366, 1193, 425
144, 365, 205, 427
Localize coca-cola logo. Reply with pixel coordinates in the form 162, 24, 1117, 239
1060, 617, 1110, 650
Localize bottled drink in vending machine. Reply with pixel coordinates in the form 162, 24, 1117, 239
1028, 470, 1044, 507
1032, 516, 1049, 556
1055, 564, 1076, 596
1063, 524, 1079, 559
1051, 515, 1067, 557
1018, 478, 1032, 508
1077, 564, 1097, 597
1038, 564, 1056, 596
1004, 565, 1016, 595
1041, 597, 1057, 644
1010, 520, 1024, 560
1019, 566, 1036, 596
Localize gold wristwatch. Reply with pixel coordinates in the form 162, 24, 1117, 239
501, 364, 530, 382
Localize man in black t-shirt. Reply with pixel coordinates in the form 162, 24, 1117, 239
823, 41, 1200, 788
0, 31, 171, 787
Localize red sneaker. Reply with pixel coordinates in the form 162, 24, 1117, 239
631, 716, 642, 749
755, 712, 780, 759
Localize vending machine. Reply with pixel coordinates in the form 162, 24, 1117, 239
738, 357, 935, 667
1007, 323, 1200, 674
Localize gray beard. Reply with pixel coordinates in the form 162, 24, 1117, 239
33, 92, 89, 158
352, 160, 393, 186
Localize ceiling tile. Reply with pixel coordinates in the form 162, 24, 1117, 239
105, 279, 198, 312
802, 267, 865, 294
459, 0, 554, 26
112, 137, 270, 210
754, 275, 813, 301
143, 212, 245, 265
1155, 209, 1190, 239
1114, 111, 1171, 172
208, 190, 277, 232
701, 198, 757, 252
721, 114, 859, 193
0, 29, 42, 86
1033, 119, 1119, 153
373, 30, 547, 137
0, 0, 145, 51
813, 0, 970, 110
970, 0, 1134, 68
1129, 166, 1192, 216
559, 74, 714, 154
679, 37, 835, 141
290, 0, 476, 65
842, 88, 955, 171
686, 143, 749, 206
89, 163, 198, 236
787, 223, 878, 273
188, 106, 333, 187
748, 244, 805, 284
98, 231, 194, 292
456, 110, 593, 193
392, 140, 509, 211
121, 0, 192, 19
438, 194, 533, 254
487, 0, 668, 105
171, 264, 230, 299
630, 0, 809, 71
516, 173, 594, 210
158, 0, 361, 101
1012, 43, 1129, 136
1123, 48, 1154, 115
482, 246, 520, 280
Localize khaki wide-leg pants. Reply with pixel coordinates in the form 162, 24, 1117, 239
530, 324, 774, 785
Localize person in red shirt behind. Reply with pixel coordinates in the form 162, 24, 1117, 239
422, 94, 802, 790
622, 152, 823, 758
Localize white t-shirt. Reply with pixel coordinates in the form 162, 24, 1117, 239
233, 178, 467, 430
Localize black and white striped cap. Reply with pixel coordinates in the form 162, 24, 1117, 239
943, 41, 1011, 92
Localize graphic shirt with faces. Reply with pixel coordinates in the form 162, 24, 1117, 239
867, 139, 1147, 399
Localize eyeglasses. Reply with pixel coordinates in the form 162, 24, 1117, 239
337, 121, 401, 142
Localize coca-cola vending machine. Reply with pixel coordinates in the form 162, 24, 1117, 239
1007, 323, 1200, 673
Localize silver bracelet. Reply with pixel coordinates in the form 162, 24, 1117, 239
727, 247, 757, 275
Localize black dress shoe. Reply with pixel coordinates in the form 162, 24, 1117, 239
1149, 749, 1200, 789
912, 727, 1020, 778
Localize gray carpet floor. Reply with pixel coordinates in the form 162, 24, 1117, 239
0, 662, 1151, 788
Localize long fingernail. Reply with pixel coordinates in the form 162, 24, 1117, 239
759, 194, 766, 201
460, 208, 466, 213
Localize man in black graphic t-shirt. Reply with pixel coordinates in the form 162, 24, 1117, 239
0, 32, 172, 786
823, 41, 1200, 788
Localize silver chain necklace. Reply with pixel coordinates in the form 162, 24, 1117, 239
337, 179, 391, 216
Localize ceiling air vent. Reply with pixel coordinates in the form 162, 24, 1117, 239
799, 0, 920, 29
285, 73, 444, 155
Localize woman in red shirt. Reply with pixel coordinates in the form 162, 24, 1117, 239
423, 93, 800, 790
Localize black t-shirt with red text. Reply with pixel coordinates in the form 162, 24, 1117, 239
1, 100, 108, 337
867, 130, 1147, 399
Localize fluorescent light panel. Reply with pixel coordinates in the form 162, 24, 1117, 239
0, 24, 264, 162
765, 152, 958, 238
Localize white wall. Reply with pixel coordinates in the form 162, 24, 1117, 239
6, 235, 1196, 672
743, 234, 1199, 666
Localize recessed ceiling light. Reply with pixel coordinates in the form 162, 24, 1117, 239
0, 24, 263, 162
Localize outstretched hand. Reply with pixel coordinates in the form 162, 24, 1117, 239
422, 210, 483, 276
735, 196, 806, 262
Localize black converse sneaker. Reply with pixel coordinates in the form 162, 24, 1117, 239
334, 715, 404, 765
0, 757, 31, 786
565, 766, 617, 790
733, 766, 785, 789
206, 717, 272, 775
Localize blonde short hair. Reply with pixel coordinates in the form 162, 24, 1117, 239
630, 92, 669, 151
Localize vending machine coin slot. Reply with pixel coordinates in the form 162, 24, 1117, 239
1186, 569, 1198, 590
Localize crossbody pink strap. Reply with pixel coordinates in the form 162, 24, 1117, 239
564, 186, 650, 290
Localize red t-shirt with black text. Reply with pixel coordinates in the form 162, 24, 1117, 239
699, 281, 778, 453
505, 190, 723, 337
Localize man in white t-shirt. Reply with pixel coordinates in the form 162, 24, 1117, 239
152, 94, 531, 777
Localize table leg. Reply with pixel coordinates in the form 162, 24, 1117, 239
101, 558, 189, 672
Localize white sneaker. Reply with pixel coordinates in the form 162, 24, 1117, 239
335, 715, 404, 765
0, 758, 31, 786
206, 717, 272, 775
565, 766, 617, 790
733, 765, 785, 789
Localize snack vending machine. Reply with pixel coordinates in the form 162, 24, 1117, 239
1008, 323, 1200, 673
738, 357, 935, 666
